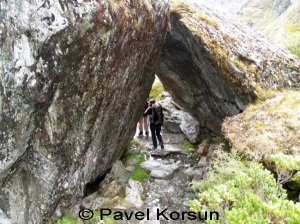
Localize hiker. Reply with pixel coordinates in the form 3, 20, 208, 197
143, 99, 164, 150
137, 98, 150, 138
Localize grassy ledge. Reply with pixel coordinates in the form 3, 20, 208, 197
222, 88, 300, 163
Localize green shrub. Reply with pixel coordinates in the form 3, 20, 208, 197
270, 153, 300, 185
190, 149, 300, 223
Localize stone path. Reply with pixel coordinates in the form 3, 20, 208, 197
131, 127, 203, 223
69, 127, 208, 224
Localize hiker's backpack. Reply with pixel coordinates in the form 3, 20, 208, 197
150, 103, 164, 125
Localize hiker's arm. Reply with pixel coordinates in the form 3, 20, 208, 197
143, 106, 152, 116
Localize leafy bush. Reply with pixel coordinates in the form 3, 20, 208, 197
190, 149, 300, 223
270, 153, 300, 185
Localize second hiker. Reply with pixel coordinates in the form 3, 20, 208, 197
137, 98, 150, 138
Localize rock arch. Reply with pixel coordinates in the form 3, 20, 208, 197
157, 2, 300, 134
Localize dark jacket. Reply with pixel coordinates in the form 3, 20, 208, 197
143, 102, 148, 113
143, 106, 152, 117
142, 98, 150, 115
144, 103, 163, 125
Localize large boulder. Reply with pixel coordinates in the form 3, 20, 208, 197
0, 0, 169, 223
157, 0, 300, 134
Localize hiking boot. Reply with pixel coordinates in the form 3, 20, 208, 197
137, 131, 143, 138
145, 131, 149, 139
161, 144, 164, 150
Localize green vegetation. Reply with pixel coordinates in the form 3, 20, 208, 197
285, 24, 300, 33
56, 211, 112, 224
190, 149, 300, 223
149, 77, 165, 101
255, 83, 278, 101
270, 153, 300, 185
122, 145, 149, 182
129, 153, 149, 181
214, 87, 300, 223
285, 24, 300, 57
57, 215, 78, 224
181, 139, 197, 153
222, 88, 300, 164
56, 211, 101, 224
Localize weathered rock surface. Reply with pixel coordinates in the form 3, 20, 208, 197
0, 209, 14, 224
160, 98, 183, 133
180, 111, 201, 143
159, 96, 202, 143
0, 0, 169, 223
157, 0, 300, 134
141, 160, 179, 179
125, 179, 144, 208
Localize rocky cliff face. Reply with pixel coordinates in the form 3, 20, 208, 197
0, 0, 169, 223
157, 1, 300, 134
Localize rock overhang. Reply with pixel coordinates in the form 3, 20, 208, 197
156, 0, 300, 134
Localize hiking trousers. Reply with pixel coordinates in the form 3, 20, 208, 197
150, 123, 163, 148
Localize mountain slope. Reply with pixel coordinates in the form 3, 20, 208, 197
262, 0, 300, 57
195, 0, 300, 57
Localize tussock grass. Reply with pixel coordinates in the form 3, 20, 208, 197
222, 88, 300, 167
198, 13, 218, 28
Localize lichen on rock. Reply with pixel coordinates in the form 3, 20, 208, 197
0, 0, 169, 223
